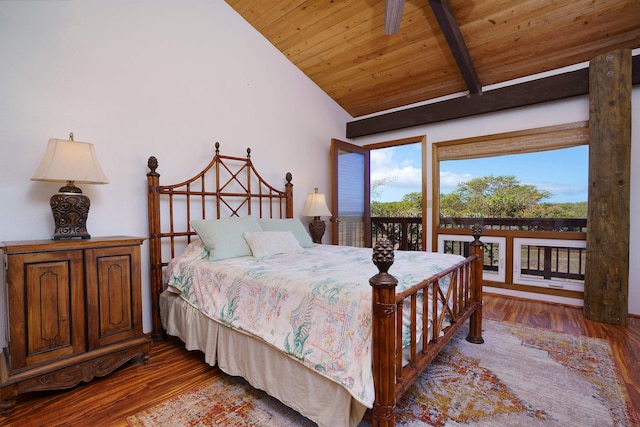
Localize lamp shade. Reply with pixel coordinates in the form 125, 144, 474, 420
31, 137, 109, 184
301, 188, 332, 217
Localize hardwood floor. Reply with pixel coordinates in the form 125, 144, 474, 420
1, 294, 638, 427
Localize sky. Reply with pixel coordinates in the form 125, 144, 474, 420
370, 143, 589, 204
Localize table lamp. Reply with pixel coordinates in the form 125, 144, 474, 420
31, 132, 109, 239
301, 188, 332, 244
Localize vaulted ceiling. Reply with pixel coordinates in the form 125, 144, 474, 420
225, 0, 640, 118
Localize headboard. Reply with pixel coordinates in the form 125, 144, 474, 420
146, 142, 293, 338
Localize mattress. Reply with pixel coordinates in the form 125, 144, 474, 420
162, 241, 463, 424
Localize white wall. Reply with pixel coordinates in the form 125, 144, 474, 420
353, 88, 640, 316
0, 0, 351, 342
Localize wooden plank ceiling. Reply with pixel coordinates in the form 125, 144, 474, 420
225, 0, 640, 118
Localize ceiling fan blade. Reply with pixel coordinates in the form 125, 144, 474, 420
384, 0, 405, 34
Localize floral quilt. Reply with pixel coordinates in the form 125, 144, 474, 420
163, 241, 464, 407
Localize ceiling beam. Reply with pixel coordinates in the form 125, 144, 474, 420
384, 0, 405, 35
428, 0, 482, 95
346, 54, 640, 138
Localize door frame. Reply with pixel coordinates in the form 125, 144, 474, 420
364, 135, 427, 250
331, 136, 427, 248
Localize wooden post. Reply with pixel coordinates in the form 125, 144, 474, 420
584, 49, 631, 326
466, 224, 484, 344
146, 156, 165, 340
370, 239, 398, 427
285, 172, 294, 218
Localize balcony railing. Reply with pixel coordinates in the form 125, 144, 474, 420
371, 217, 422, 251
520, 244, 586, 282
440, 217, 587, 232
442, 239, 500, 273
372, 217, 587, 248
371, 216, 588, 284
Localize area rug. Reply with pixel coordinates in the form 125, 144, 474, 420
127, 320, 638, 426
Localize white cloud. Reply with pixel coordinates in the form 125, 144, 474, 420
371, 148, 421, 188
439, 171, 473, 193
370, 149, 394, 176
525, 181, 588, 202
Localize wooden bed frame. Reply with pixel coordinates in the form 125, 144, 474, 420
146, 143, 484, 427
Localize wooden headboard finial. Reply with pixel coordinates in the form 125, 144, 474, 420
147, 156, 159, 177
247, 147, 251, 158
285, 172, 293, 184
215, 142, 220, 153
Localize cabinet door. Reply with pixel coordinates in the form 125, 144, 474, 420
85, 245, 142, 349
6, 250, 85, 370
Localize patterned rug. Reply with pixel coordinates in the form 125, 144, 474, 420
127, 320, 638, 426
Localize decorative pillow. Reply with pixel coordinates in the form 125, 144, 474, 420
243, 231, 303, 258
190, 215, 262, 260
257, 218, 314, 248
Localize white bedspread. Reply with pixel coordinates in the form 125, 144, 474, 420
163, 242, 464, 407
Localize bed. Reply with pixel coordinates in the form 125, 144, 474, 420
146, 143, 484, 427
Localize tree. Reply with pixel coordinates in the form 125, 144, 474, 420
372, 175, 586, 219
401, 192, 422, 210
440, 175, 552, 218
371, 191, 421, 217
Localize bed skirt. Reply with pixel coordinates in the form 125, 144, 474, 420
159, 290, 368, 427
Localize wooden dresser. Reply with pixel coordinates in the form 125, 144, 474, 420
0, 236, 152, 411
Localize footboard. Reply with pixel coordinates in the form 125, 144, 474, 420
369, 225, 484, 426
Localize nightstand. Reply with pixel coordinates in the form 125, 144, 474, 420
0, 236, 152, 412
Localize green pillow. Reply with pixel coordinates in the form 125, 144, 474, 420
257, 218, 314, 248
191, 215, 262, 260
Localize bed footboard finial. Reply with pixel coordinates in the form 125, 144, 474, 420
372, 238, 395, 274
370, 238, 398, 426
471, 223, 483, 243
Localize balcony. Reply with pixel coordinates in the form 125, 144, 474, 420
371, 216, 422, 251
371, 216, 587, 288
439, 217, 587, 232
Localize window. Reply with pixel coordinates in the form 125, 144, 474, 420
438, 234, 506, 283
432, 122, 589, 298
513, 238, 585, 292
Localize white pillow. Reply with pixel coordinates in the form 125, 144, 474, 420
243, 231, 303, 258
257, 218, 314, 248
190, 215, 262, 260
